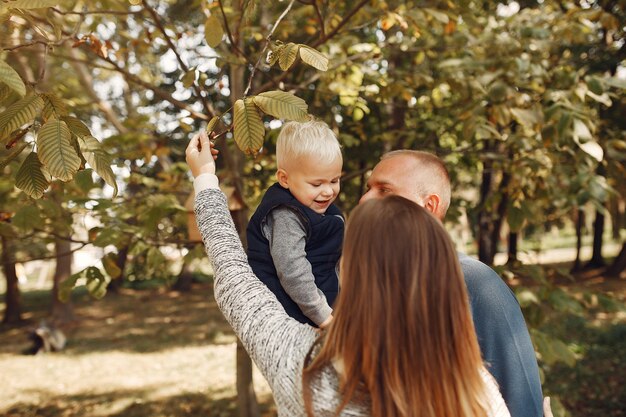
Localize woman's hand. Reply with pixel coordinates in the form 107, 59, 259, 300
186, 130, 219, 178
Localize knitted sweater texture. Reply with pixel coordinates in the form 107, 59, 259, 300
195, 188, 510, 417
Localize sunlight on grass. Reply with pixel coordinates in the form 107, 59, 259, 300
0, 344, 271, 417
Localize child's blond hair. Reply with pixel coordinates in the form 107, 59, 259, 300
276, 120, 342, 169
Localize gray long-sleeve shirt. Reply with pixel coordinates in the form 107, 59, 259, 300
262, 207, 335, 325
194, 187, 510, 417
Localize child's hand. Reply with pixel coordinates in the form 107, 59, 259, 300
319, 314, 333, 329
186, 130, 219, 178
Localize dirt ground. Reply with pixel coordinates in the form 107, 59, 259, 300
1, 270, 625, 417
0, 283, 274, 417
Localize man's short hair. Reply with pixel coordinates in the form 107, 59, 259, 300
382, 150, 451, 215
276, 120, 342, 169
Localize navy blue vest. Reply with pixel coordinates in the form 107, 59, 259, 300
246, 183, 344, 326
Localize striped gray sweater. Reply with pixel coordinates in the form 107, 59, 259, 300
195, 188, 510, 417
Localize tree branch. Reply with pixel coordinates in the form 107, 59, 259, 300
312, 0, 369, 47
90, 51, 210, 121
16, 243, 89, 264
142, 0, 215, 118
313, 0, 325, 38
218, 0, 240, 55
243, 0, 296, 96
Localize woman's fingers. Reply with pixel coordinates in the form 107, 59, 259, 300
186, 132, 200, 155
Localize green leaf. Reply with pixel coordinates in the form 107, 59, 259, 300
204, 15, 224, 48
36, 119, 81, 181
93, 227, 122, 247
533, 330, 577, 367
146, 247, 166, 275
278, 43, 299, 71
298, 45, 329, 71
58, 273, 79, 303
59, 266, 107, 302
233, 98, 265, 155
508, 204, 525, 232
74, 168, 94, 192
40, 93, 68, 121
511, 107, 543, 128
15, 151, 50, 199
206, 115, 219, 135
84, 266, 107, 299
11, 204, 44, 231
556, 112, 572, 140
102, 252, 122, 279
181, 69, 196, 88
61, 116, 92, 138
586, 76, 603, 95
0, 94, 44, 143
78, 135, 118, 196
0, 60, 25, 97
253, 90, 309, 122
548, 288, 584, 314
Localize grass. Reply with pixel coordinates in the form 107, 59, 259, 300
0, 282, 274, 417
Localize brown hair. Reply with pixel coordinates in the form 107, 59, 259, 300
303, 196, 489, 417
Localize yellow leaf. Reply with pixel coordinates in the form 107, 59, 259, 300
15, 152, 50, 199
36, 119, 81, 181
206, 116, 219, 135
298, 45, 329, 71
279, 43, 299, 71
233, 99, 264, 155
0, 60, 25, 97
205, 15, 224, 48
253, 90, 308, 122
0, 94, 44, 143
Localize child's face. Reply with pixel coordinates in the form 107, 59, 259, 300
278, 155, 342, 214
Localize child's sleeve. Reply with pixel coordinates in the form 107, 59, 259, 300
263, 207, 333, 326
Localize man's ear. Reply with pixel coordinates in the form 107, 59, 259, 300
276, 168, 289, 188
423, 194, 442, 218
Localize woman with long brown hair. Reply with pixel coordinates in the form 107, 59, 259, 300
186, 131, 510, 417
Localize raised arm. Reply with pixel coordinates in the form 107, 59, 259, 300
186, 132, 318, 388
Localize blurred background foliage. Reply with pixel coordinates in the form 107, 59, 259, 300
1, 1, 625, 416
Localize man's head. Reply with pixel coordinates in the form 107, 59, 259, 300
359, 150, 451, 220
276, 120, 343, 214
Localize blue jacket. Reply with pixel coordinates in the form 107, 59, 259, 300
246, 183, 344, 325
459, 253, 544, 417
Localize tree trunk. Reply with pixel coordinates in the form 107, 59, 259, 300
605, 242, 626, 278
572, 208, 584, 272
228, 4, 259, 415
50, 237, 75, 324
172, 251, 194, 292
1, 236, 22, 324
489, 169, 510, 264
609, 196, 622, 240
507, 231, 518, 265
478, 152, 496, 264
586, 207, 606, 268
